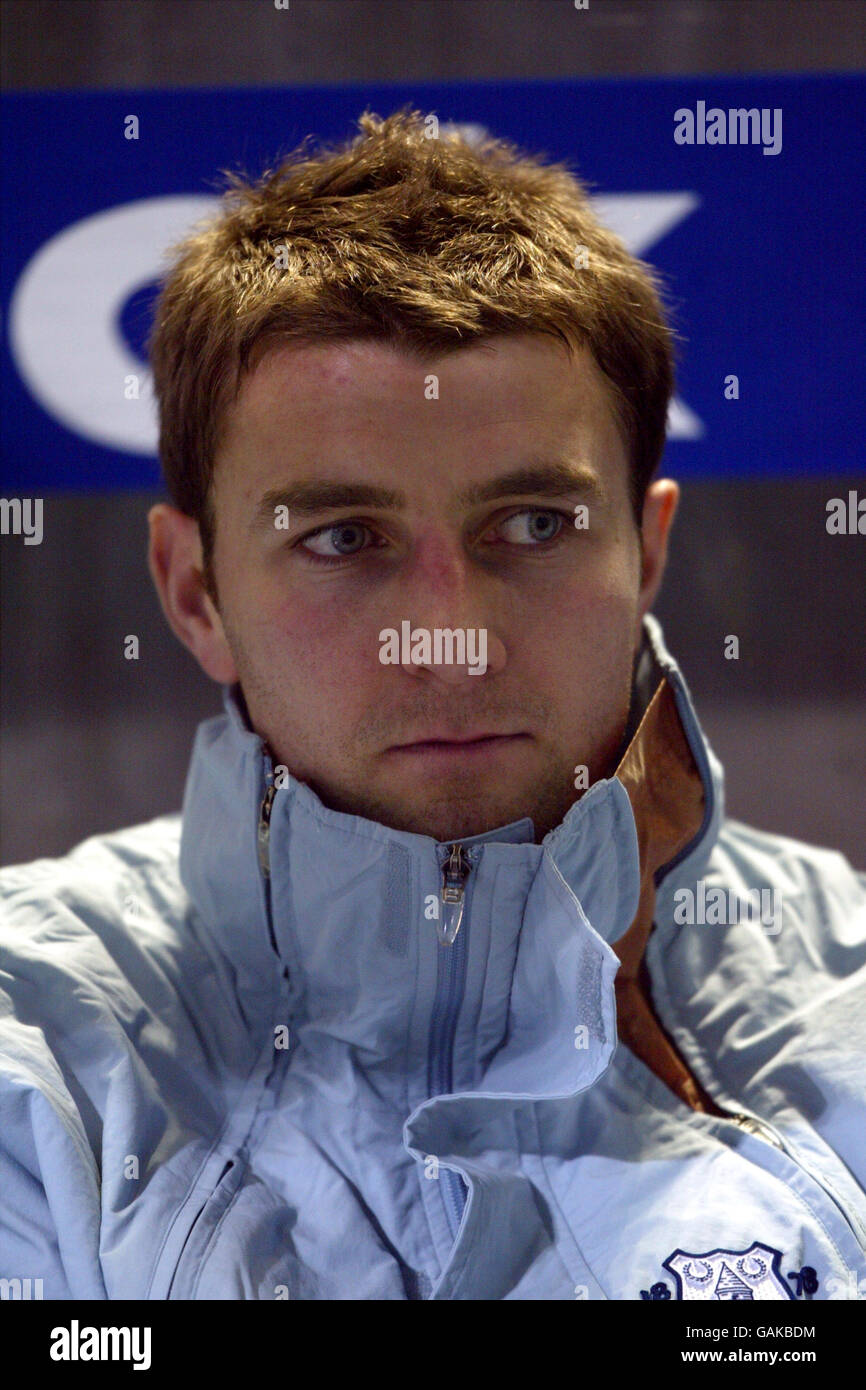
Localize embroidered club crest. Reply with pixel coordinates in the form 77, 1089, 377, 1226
662, 1242, 795, 1301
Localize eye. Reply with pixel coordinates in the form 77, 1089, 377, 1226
496, 508, 566, 545
299, 522, 372, 561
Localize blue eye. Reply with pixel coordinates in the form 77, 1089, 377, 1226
301, 523, 371, 560
498, 509, 566, 545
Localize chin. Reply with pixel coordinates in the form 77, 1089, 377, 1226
386, 796, 528, 843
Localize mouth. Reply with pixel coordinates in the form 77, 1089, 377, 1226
386, 732, 530, 757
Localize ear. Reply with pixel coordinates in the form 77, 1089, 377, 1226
147, 503, 239, 684
634, 479, 679, 646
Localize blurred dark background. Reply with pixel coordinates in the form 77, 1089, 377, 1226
2, 0, 864, 867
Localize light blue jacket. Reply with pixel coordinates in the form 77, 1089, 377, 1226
1, 617, 864, 1300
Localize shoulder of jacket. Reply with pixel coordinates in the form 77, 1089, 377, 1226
0, 813, 192, 989
0, 814, 214, 1123
713, 817, 864, 890
0, 812, 183, 909
708, 816, 866, 948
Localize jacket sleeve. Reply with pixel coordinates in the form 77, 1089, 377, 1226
0, 945, 108, 1301
0, 1005, 107, 1299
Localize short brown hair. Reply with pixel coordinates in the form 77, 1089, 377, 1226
147, 106, 678, 593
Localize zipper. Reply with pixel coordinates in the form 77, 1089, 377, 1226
164, 1159, 237, 1298
648, 952, 866, 1254
727, 1111, 786, 1150
428, 843, 479, 1241
438, 843, 474, 945
262, 784, 477, 1244
722, 1105, 866, 1252
151, 758, 294, 1298
653, 817, 866, 1256
257, 768, 280, 957
258, 778, 277, 879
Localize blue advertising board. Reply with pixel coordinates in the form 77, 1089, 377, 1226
2, 73, 863, 492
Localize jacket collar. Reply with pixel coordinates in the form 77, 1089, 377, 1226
178, 615, 724, 1085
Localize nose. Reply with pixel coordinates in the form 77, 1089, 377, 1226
391, 532, 506, 682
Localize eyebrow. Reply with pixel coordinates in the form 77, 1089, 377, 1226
251, 460, 605, 532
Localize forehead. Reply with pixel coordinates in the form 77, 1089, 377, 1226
213, 333, 628, 503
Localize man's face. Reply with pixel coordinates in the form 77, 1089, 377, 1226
190, 335, 664, 843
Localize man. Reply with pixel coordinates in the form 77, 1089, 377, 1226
1, 109, 864, 1302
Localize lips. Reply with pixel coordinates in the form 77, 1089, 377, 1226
390, 732, 525, 750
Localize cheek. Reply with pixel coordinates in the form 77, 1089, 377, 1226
545, 554, 638, 640
248, 587, 383, 695
525, 563, 638, 704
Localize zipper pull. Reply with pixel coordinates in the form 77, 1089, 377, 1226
729, 1112, 786, 1151
258, 783, 277, 878
438, 844, 473, 946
